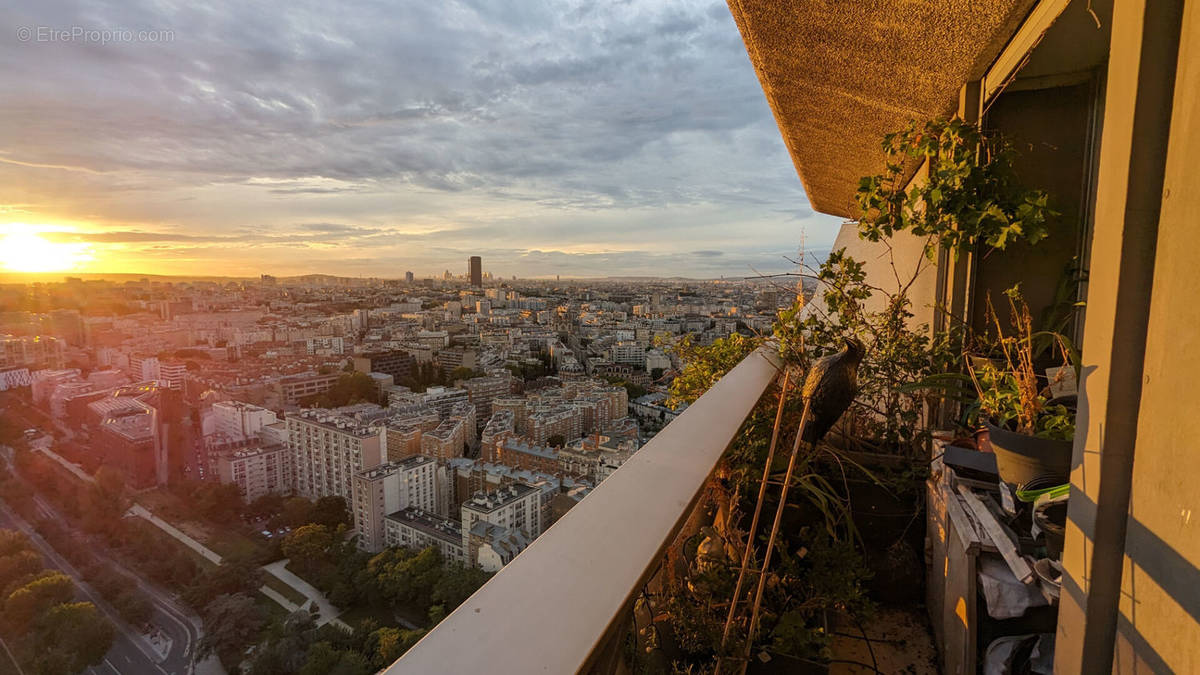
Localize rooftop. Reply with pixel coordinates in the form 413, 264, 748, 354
463, 483, 539, 513
386, 507, 462, 546
288, 408, 384, 437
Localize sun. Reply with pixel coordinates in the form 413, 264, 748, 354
0, 228, 93, 273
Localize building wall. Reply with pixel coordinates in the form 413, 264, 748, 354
1056, 1, 1194, 672
1111, 3, 1198, 671
212, 401, 277, 440
420, 419, 465, 461
288, 416, 385, 499
217, 445, 292, 501
384, 516, 465, 563
818, 205, 939, 333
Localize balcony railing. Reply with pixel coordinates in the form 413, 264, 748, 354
388, 346, 782, 674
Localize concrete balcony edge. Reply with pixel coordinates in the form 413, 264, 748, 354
387, 345, 783, 674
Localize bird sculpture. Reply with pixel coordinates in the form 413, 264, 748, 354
800, 337, 865, 445
718, 337, 867, 671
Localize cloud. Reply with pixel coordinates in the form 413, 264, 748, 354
0, 0, 842, 276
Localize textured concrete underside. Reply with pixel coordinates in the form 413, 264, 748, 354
727, 0, 1035, 217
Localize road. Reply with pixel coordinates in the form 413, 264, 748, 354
0, 502, 198, 675
0, 441, 203, 675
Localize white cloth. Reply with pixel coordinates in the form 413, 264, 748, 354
978, 555, 1049, 619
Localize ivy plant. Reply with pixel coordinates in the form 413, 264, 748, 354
855, 118, 1055, 260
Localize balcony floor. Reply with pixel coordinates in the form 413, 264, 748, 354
828, 606, 938, 674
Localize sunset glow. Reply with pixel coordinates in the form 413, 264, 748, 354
0, 227, 92, 273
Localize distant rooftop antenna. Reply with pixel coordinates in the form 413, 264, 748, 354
795, 228, 808, 303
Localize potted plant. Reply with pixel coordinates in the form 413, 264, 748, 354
968, 285, 1078, 487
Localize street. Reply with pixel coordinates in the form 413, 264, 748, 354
0, 495, 200, 675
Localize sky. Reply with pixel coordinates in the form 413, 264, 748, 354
0, 0, 840, 279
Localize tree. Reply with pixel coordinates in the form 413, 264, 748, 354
431, 565, 491, 610
282, 525, 334, 575
366, 626, 425, 669
449, 367, 481, 382
309, 496, 350, 529
184, 482, 244, 524
112, 590, 152, 626
247, 493, 285, 521
198, 593, 264, 665
0, 530, 32, 558
33, 602, 114, 674
371, 546, 443, 610
4, 572, 74, 631
247, 611, 317, 675
299, 642, 341, 675
0, 550, 42, 591
280, 497, 314, 528
426, 604, 446, 626
184, 556, 263, 608
545, 434, 566, 448
621, 381, 648, 399
93, 466, 126, 505
80, 467, 128, 537
304, 372, 380, 407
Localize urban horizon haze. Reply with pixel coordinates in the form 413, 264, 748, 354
0, 0, 840, 280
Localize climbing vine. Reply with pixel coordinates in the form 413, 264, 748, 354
856, 118, 1055, 259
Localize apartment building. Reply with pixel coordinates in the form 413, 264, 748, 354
607, 342, 644, 366
305, 336, 345, 355
351, 455, 438, 552
479, 411, 515, 461
557, 434, 638, 482
128, 354, 161, 382
0, 334, 65, 370
420, 418, 465, 461
212, 400, 278, 440
436, 347, 476, 371
158, 361, 187, 390
448, 401, 477, 452
384, 507, 465, 563
352, 349, 415, 381
463, 375, 512, 426
461, 483, 543, 571
275, 372, 339, 405
97, 411, 158, 487
491, 396, 528, 433
215, 440, 292, 502
286, 408, 386, 499
423, 386, 469, 420
526, 404, 583, 446
447, 458, 570, 526
493, 438, 559, 474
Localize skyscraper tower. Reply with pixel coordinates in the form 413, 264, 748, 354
469, 256, 482, 287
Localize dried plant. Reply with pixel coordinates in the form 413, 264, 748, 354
968, 285, 1077, 439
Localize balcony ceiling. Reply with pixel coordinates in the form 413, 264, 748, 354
727, 0, 1036, 218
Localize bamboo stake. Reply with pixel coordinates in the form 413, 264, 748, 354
716, 369, 793, 670
741, 396, 813, 671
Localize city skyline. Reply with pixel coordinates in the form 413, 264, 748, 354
0, 0, 840, 279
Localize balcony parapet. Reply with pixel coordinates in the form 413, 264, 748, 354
388, 346, 782, 674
